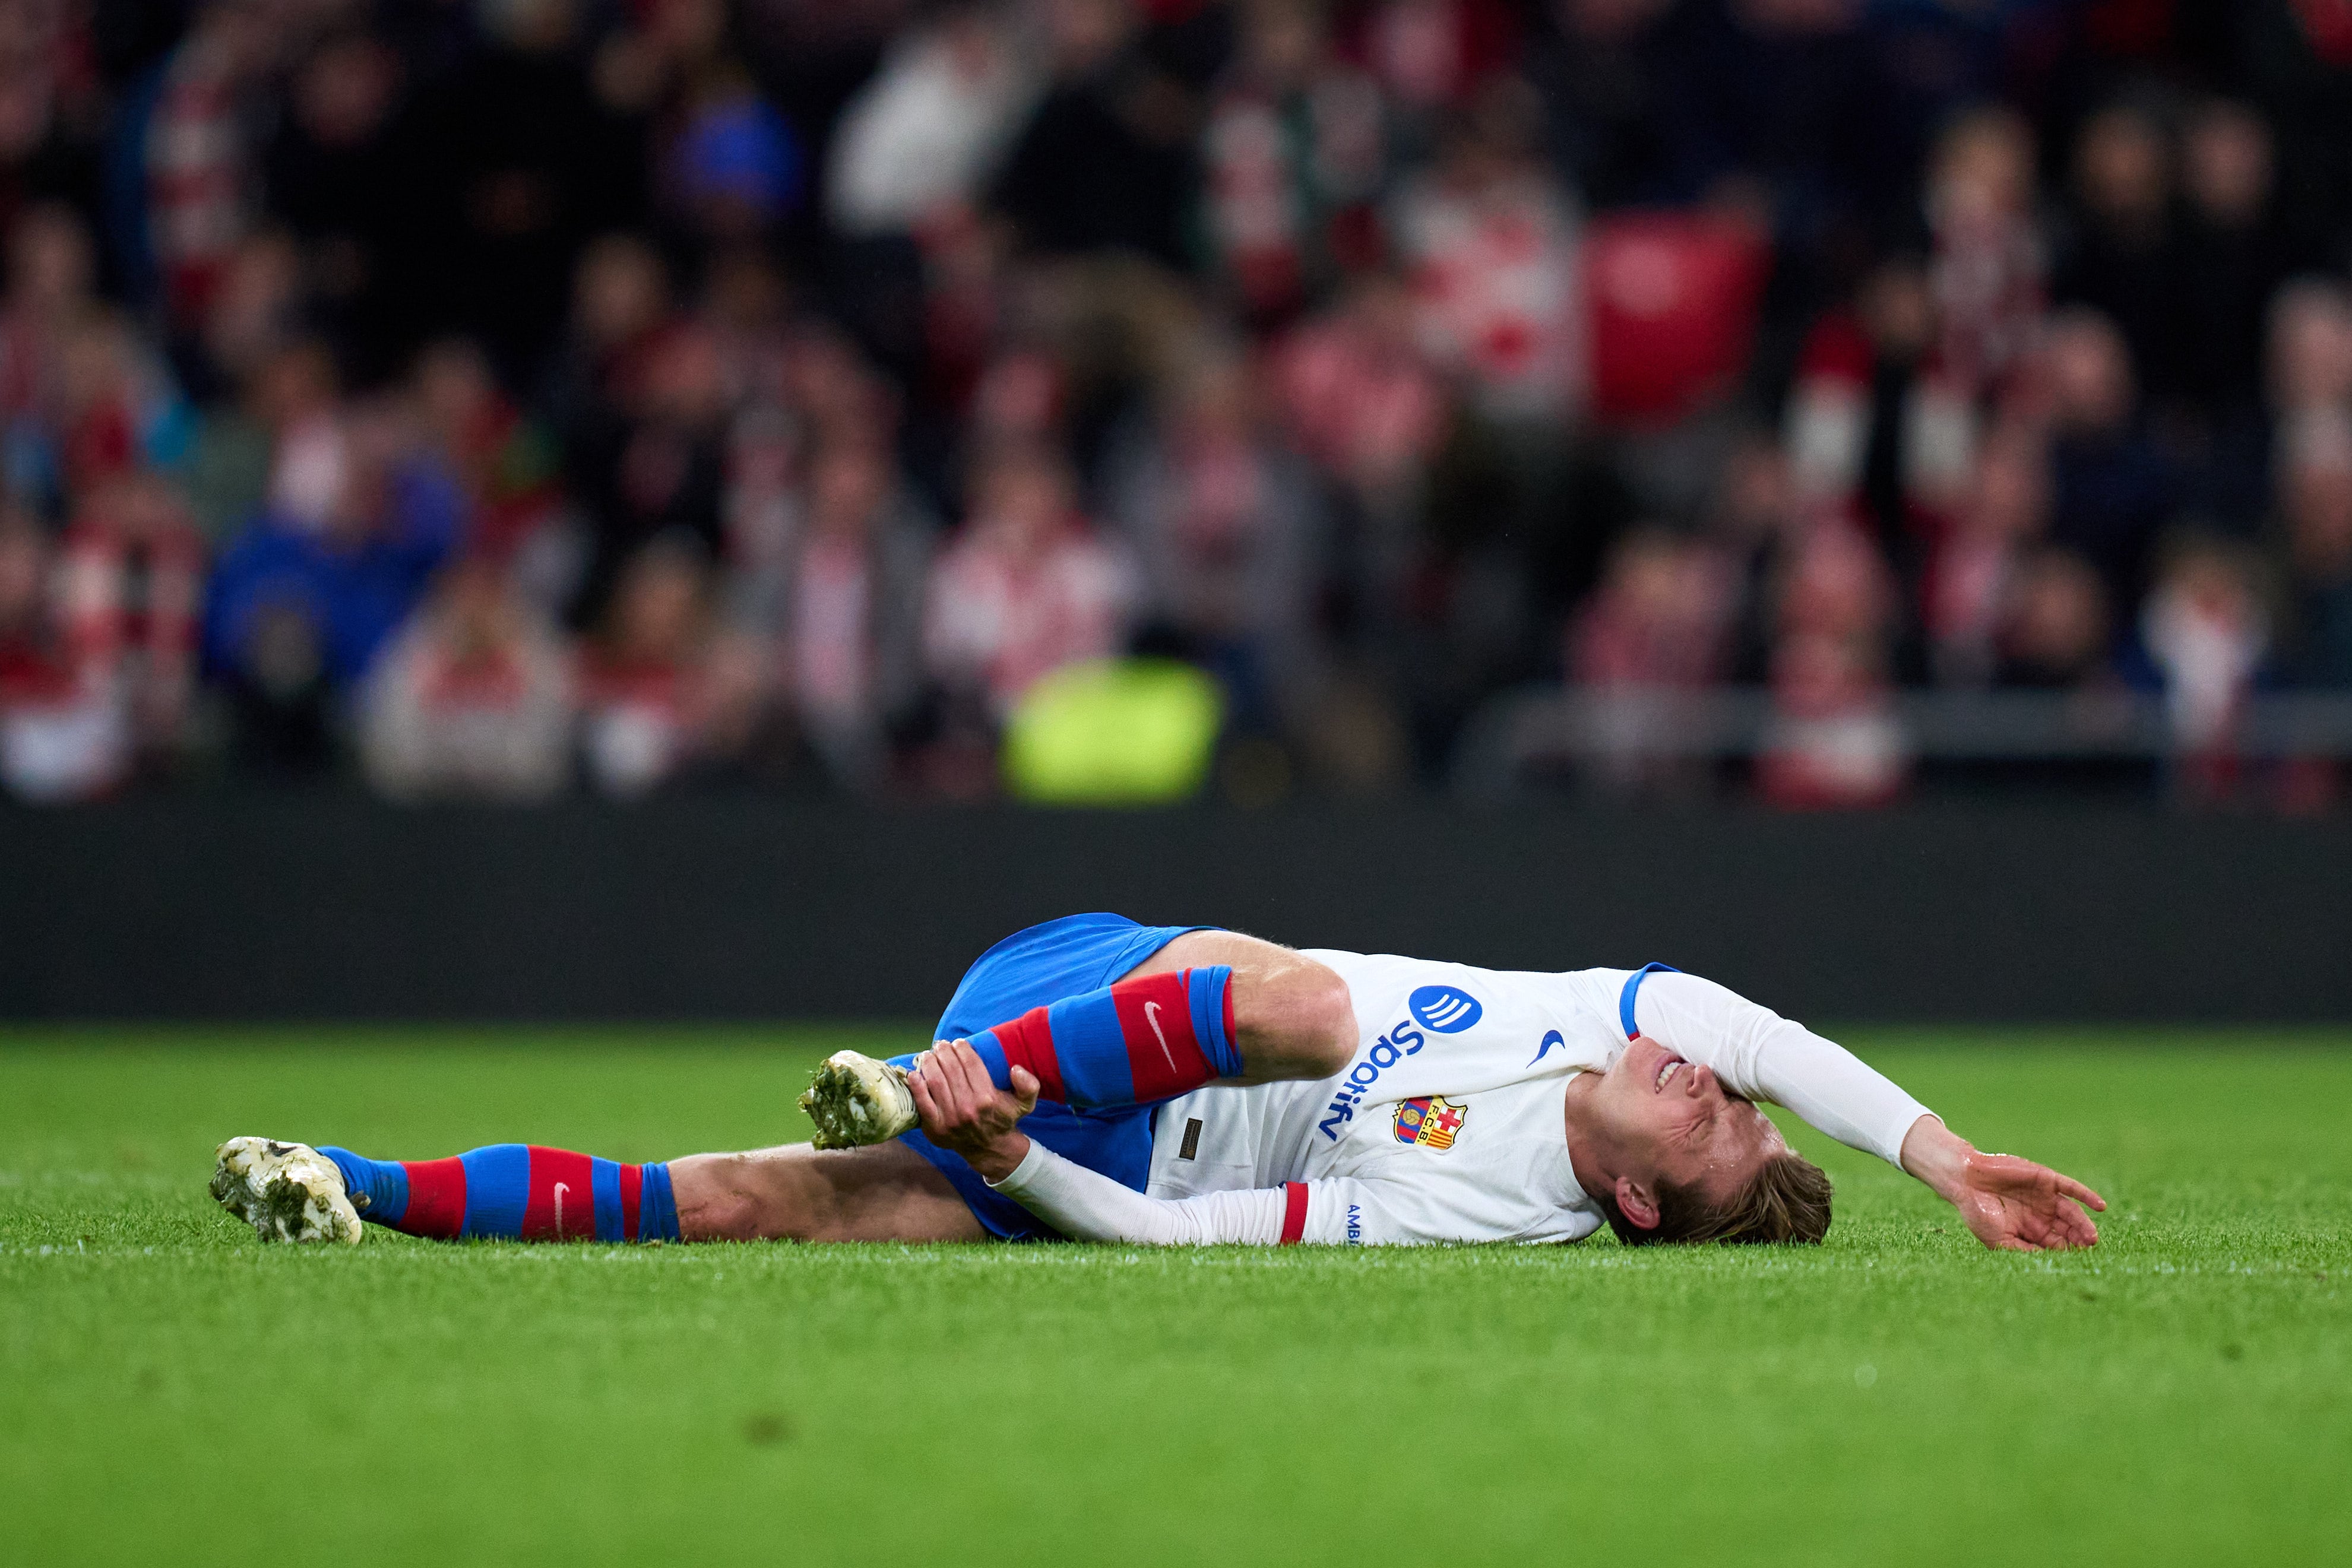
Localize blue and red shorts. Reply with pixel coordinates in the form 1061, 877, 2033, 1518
893, 913, 1212, 1240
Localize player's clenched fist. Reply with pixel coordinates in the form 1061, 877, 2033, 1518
907, 1038, 1039, 1181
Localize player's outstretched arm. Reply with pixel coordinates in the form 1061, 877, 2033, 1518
1898, 1116, 2106, 1252
1632, 971, 2105, 1251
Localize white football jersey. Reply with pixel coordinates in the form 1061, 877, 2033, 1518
1142, 951, 1623, 1244
1138, 951, 1932, 1246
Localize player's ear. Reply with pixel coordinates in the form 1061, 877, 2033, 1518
1615, 1176, 1661, 1232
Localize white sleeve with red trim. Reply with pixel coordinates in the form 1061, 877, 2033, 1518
990, 1142, 1514, 1247
990, 1141, 1293, 1244
1627, 970, 1936, 1167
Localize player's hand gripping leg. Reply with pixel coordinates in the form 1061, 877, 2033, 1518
906, 1040, 1039, 1181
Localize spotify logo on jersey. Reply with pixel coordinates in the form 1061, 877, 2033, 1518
1408, 986, 1483, 1033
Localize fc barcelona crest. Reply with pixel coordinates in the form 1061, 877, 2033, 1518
1393, 1095, 1467, 1151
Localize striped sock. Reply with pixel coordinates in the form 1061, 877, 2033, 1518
964, 965, 1240, 1109
319, 1145, 681, 1242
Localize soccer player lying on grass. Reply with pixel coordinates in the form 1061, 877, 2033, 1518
211, 914, 2105, 1252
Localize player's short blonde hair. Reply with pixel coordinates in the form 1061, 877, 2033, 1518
1601, 1152, 1834, 1247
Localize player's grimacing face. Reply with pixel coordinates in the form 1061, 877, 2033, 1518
1600, 1036, 1785, 1205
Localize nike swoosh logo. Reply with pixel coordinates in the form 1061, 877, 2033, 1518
552, 1181, 569, 1240
1527, 1030, 1564, 1067
1143, 1001, 1180, 1076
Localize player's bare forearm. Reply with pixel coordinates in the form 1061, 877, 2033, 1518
1900, 1114, 2107, 1252
1898, 1116, 1973, 1198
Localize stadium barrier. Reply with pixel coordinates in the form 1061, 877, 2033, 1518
3, 795, 2348, 1024
1451, 688, 2352, 798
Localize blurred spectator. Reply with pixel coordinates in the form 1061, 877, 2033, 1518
2275, 409, 2352, 690
1757, 522, 1907, 809
55, 309, 194, 501
1198, 0, 1385, 324
826, 1, 1042, 239
194, 230, 304, 403
1272, 271, 1446, 502
119, 0, 290, 334
773, 319, 901, 465
577, 537, 757, 797
565, 317, 729, 627
360, 556, 572, 802
182, 337, 331, 544
1710, 428, 1806, 683
1347, 0, 1520, 127
1569, 529, 1733, 691
543, 233, 675, 439
2136, 536, 2269, 794
203, 406, 463, 772
2178, 100, 2296, 427
1994, 547, 2114, 692
988, 0, 1196, 269
822, 2, 1036, 380
262, 27, 406, 381
588, 0, 729, 130
263, 340, 352, 533
1268, 272, 1445, 699
386, 0, 647, 382
1921, 427, 2048, 688
1785, 255, 1974, 570
0, 0, 77, 204
2268, 278, 2352, 417
1525, 0, 1718, 211
410, 338, 568, 599
1924, 106, 2044, 401
1106, 349, 1325, 736
0, 203, 94, 515
2041, 308, 2171, 610
923, 440, 1135, 727
762, 439, 934, 788
60, 474, 204, 768
701, 248, 796, 410
0, 503, 126, 800
1392, 75, 1583, 427
1566, 528, 1733, 792
2053, 103, 2186, 414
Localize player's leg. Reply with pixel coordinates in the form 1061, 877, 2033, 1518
211, 1135, 983, 1244
670, 1141, 985, 1241
211, 1136, 687, 1244
803, 929, 1357, 1144
1118, 930, 1358, 1083
952, 927, 1356, 1102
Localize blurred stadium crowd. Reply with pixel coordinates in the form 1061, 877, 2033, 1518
2, 0, 2351, 806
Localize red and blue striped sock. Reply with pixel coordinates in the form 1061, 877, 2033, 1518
318, 1145, 681, 1242
964, 965, 1240, 1109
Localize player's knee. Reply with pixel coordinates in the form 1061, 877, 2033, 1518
677, 1152, 801, 1241
1250, 959, 1357, 1077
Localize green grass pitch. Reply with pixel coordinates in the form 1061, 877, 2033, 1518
3, 1030, 2345, 1566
